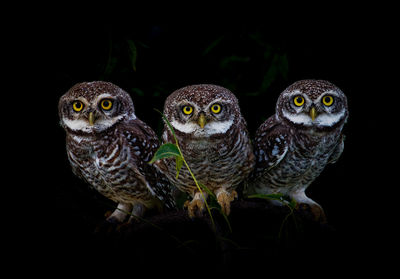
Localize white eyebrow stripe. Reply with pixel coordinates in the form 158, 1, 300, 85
204, 98, 233, 110
177, 98, 233, 111
177, 101, 201, 112
94, 93, 115, 103
313, 90, 341, 102
286, 90, 313, 103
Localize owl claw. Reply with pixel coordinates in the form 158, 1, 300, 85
216, 189, 238, 216
184, 199, 205, 218
184, 193, 207, 218
106, 202, 133, 223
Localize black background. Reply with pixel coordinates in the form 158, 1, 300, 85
11, 9, 394, 275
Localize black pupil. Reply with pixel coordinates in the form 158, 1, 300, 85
296, 97, 302, 102
325, 96, 331, 102
104, 101, 110, 107
75, 102, 82, 109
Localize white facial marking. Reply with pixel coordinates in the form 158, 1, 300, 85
63, 118, 92, 132
314, 109, 346, 126
282, 111, 312, 126
62, 115, 124, 132
283, 109, 345, 127
282, 89, 345, 127
94, 93, 114, 103
203, 120, 234, 134
170, 118, 234, 137
314, 90, 341, 102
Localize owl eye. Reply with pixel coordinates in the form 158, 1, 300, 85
72, 101, 84, 112
100, 99, 113, 111
182, 105, 193, 115
210, 104, 222, 114
322, 95, 334, 106
293, 95, 305, 107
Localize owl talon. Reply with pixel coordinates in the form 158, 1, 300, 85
127, 203, 146, 223
216, 189, 238, 216
184, 194, 207, 218
106, 202, 133, 223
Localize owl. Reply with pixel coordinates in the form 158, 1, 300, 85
247, 80, 348, 223
154, 84, 255, 217
58, 81, 175, 223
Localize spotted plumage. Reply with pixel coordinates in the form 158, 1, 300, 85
59, 81, 175, 223
155, 84, 255, 217
247, 80, 348, 223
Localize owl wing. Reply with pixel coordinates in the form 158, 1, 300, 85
121, 119, 176, 210
328, 134, 345, 164
251, 116, 290, 180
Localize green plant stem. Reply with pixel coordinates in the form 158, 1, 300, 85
155, 109, 216, 231
175, 144, 216, 231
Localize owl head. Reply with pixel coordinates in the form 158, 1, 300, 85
164, 84, 241, 138
59, 81, 136, 134
276, 80, 348, 130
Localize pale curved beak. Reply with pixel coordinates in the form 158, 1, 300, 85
88, 112, 95, 126
310, 107, 317, 121
197, 113, 207, 128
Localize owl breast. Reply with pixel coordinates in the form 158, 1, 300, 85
257, 130, 341, 195
162, 124, 255, 195
66, 130, 151, 204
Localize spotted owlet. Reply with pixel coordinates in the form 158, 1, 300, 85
247, 80, 348, 223
58, 81, 175, 223
154, 84, 255, 217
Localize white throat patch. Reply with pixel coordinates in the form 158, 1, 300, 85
170, 119, 234, 137
283, 109, 346, 127
62, 115, 124, 133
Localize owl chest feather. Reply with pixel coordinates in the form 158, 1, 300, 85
66, 131, 149, 203
164, 126, 254, 194
267, 129, 341, 192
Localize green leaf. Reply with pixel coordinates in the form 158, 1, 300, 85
175, 156, 183, 179
149, 143, 181, 164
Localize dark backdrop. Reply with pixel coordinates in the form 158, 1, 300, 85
17, 17, 392, 274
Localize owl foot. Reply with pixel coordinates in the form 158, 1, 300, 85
184, 192, 208, 218
106, 203, 133, 224
216, 189, 238, 216
127, 203, 146, 224
297, 202, 327, 224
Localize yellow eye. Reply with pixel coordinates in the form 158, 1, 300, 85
293, 96, 305, 107
100, 99, 113, 111
72, 101, 84, 112
322, 95, 334, 106
182, 105, 193, 115
211, 104, 222, 114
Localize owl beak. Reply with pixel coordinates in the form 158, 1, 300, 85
198, 113, 207, 129
310, 106, 317, 121
88, 112, 95, 126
